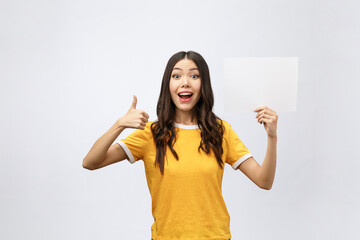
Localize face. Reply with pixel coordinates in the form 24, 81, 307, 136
169, 59, 202, 114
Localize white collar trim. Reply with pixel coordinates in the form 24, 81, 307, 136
174, 122, 199, 129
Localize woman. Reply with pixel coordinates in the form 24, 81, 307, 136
83, 51, 278, 240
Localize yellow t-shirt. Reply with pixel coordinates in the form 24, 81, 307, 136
117, 120, 252, 240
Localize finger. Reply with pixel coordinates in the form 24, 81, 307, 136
259, 113, 274, 119
254, 106, 277, 114
139, 122, 146, 130
256, 110, 263, 118
256, 109, 268, 118
142, 111, 150, 119
256, 109, 277, 118
254, 106, 266, 112
136, 118, 147, 126
266, 108, 277, 114
264, 107, 277, 115
260, 118, 271, 124
140, 116, 148, 123
137, 124, 145, 130
135, 122, 145, 130
131, 95, 137, 109
258, 115, 274, 124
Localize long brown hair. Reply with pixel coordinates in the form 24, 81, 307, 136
151, 51, 224, 174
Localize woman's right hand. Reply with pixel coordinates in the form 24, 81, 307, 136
117, 95, 149, 130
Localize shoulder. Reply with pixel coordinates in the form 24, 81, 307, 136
146, 120, 154, 127
216, 118, 231, 131
217, 119, 236, 141
144, 121, 154, 133
218, 119, 230, 127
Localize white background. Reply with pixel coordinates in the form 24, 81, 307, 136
1, 0, 359, 239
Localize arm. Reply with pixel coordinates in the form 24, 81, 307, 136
237, 106, 278, 190
82, 95, 149, 170
237, 136, 277, 190
82, 122, 127, 170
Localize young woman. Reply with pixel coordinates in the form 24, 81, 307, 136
83, 51, 278, 240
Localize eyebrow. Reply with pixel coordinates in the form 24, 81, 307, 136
172, 68, 199, 71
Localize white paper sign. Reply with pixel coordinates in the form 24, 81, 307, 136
224, 57, 298, 113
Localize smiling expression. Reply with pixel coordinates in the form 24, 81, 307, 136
169, 59, 202, 115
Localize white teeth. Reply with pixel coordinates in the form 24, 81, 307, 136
178, 93, 192, 96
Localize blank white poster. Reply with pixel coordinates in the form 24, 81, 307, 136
224, 57, 298, 113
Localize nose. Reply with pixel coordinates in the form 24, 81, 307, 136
181, 76, 190, 87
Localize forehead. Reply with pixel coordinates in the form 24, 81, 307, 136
173, 59, 198, 70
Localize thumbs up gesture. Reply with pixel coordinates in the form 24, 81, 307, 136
118, 95, 149, 130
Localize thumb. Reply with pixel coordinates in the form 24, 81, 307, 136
130, 95, 137, 109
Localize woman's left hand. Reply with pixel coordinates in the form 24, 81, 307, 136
254, 106, 278, 138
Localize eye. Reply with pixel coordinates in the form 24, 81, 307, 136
172, 74, 180, 79
191, 74, 199, 79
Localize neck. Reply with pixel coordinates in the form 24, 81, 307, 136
174, 109, 197, 125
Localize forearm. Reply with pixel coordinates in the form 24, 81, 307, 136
259, 136, 277, 189
82, 121, 125, 169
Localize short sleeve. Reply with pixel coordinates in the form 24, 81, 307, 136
223, 121, 253, 170
117, 121, 152, 164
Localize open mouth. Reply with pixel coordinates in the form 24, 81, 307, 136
178, 92, 193, 99
177, 92, 193, 102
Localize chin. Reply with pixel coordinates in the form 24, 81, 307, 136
171, 96, 200, 113
177, 102, 199, 112
178, 107, 194, 112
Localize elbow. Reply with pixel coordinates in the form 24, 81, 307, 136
259, 181, 273, 190
82, 159, 95, 170
261, 185, 272, 190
